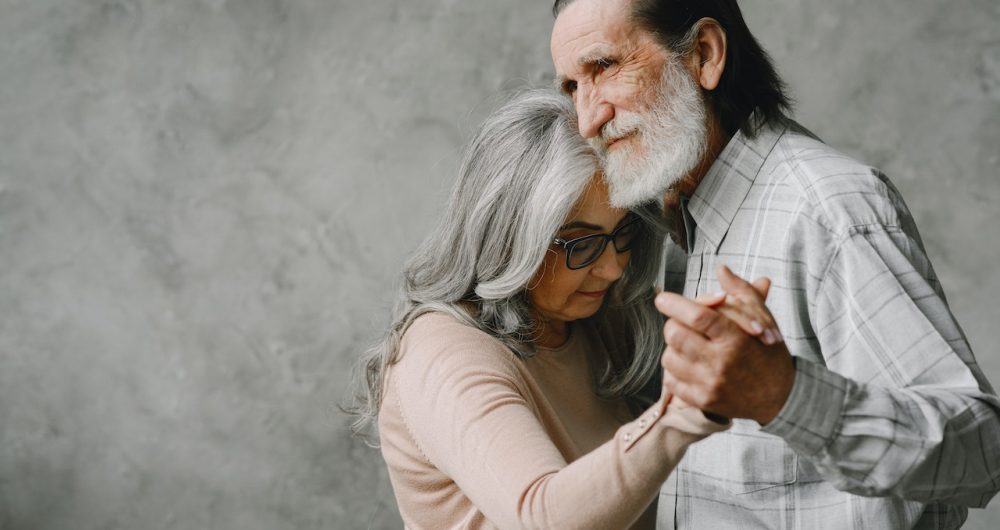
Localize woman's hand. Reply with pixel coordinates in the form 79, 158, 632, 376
693, 265, 783, 345
659, 265, 786, 422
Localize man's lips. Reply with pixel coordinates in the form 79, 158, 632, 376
577, 289, 608, 298
605, 132, 636, 150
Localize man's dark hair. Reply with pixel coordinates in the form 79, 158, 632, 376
553, 0, 791, 138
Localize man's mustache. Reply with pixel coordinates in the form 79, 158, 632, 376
590, 115, 643, 155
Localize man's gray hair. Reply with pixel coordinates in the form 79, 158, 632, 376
348, 88, 666, 442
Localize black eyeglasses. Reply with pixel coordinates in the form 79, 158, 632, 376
551, 217, 641, 270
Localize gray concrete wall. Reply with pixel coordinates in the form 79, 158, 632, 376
0, 0, 997, 528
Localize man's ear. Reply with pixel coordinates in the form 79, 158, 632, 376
687, 18, 727, 91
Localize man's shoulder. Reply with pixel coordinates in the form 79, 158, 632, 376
762, 121, 911, 236
768, 121, 882, 199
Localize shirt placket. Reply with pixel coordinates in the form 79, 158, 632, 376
674, 197, 706, 530
681, 197, 706, 298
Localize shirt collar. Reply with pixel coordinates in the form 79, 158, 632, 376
686, 118, 787, 250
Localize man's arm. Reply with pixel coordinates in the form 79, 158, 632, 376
761, 224, 1000, 506
656, 224, 1000, 506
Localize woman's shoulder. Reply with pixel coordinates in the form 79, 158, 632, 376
396, 311, 523, 379
402, 311, 502, 350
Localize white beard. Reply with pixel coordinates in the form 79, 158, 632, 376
590, 57, 708, 208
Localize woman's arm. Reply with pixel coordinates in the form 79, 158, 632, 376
386, 316, 727, 530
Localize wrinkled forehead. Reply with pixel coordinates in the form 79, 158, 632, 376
550, 0, 634, 71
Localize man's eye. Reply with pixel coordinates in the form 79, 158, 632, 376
563, 80, 578, 94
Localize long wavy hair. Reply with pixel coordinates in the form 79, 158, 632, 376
347, 89, 665, 441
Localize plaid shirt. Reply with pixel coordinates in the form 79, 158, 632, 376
656, 119, 1000, 529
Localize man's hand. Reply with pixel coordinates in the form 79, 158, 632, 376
655, 266, 795, 425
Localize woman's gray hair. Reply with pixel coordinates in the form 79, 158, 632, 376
348, 88, 666, 441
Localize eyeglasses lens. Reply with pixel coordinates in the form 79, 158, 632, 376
566, 220, 639, 269
568, 237, 605, 269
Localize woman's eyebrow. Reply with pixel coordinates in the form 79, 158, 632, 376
559, 221, 604, 231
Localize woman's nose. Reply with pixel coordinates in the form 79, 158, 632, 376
590, 242, 625, 281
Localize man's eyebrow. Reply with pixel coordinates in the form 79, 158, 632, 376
577, 47, 615, 67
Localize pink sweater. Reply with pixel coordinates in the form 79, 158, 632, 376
378, 312, 727, 529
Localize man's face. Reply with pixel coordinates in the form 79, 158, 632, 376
551, 0, 708, 208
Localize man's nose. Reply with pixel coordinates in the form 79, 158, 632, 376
576, 86, 614, 139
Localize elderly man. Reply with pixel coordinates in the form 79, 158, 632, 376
550, 0, 1000, 528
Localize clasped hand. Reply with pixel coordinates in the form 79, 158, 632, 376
655, 266, 795, 426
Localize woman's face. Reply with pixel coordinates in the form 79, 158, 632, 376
529, 175, 633, 325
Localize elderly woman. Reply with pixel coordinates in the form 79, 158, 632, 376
350, 90, 766, 529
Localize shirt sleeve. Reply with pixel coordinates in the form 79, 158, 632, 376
762, 224, 1000, 507
390, 328, 729, 530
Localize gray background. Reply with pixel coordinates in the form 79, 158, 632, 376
0, 0, 998, 528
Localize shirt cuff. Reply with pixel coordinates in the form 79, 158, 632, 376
760, 357, 848, 456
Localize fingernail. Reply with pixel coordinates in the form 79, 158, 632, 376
714, 291, 726, 298
762, 329, 777, 345
773, 329, 785, 343
750, 320, 764, 334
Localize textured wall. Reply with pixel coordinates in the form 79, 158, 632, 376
0, 1, 997, 529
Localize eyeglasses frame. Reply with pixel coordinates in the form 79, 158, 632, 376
551, 216, 641, 271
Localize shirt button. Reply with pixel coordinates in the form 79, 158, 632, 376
639, 419, 648, 428
623, 433, 633, 443
652, 411, 659, 419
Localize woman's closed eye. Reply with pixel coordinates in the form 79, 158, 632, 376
571, 237, 600, 253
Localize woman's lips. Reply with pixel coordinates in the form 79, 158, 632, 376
577, 289, 608, 298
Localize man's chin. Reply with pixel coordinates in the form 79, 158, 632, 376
606, 171, 674, 208
603, 144, 706, 207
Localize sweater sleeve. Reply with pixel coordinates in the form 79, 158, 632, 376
389, 317, 728, 530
